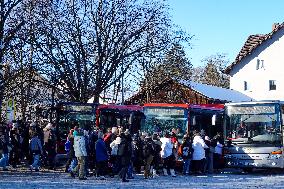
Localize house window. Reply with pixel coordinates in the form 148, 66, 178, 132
256, 59, 260, 70
244, 81, 248, 91
256, 59, 264, 70
269, 80, 276, 90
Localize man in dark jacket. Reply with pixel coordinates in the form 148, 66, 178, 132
117, 133, 132, 182
142, 135, 155, 179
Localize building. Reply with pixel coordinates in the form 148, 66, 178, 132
126, 78, 252, 105
225, 23, 284, 101
1, 69, 63, 122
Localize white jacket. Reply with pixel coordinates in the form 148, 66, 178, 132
73, 136, 87, 157
110, 136, 121, 155
192, 136, 208, 160
160, 137, 173, 158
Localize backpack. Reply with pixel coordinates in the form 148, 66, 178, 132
65, 140, 71, 152
117, 142, 126, 156
143, 141, 155, 158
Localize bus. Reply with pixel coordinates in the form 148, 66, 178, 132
54, 102, 98, 154
142, 103, 224, 141
223, 101, 283, 171
97, 104, 145, 134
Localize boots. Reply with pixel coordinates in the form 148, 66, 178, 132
163, 168, 168, 176
170, 169, 176, 177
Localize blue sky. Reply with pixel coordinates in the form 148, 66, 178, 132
168, 0, 284, 67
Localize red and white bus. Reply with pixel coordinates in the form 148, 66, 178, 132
96, 104, 145, 134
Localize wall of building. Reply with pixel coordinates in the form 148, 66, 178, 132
230, 29, 284, 101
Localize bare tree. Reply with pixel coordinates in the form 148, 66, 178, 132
30, 0, 173, 103
0, 0, 26, 121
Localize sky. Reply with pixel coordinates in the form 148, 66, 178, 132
168, 0, 284, 67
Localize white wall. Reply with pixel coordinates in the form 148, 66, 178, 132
230, 29, 284, 101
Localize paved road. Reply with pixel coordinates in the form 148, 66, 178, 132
1, 169, 284, 189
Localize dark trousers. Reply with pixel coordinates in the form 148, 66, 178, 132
162, 155, 175, 170
192, 159, 205, 173
96, 160, 107, 177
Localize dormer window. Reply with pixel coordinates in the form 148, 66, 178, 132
256, 59, 264, 70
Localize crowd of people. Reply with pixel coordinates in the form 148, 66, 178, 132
0, 121, 225, 182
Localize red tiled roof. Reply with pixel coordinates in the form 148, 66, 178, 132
225, 23, 284, 74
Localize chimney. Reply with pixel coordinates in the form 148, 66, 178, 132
272, 23, 280, 31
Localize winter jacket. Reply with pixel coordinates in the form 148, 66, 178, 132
110, 137, 121, 156
117, 134, 132, 166
95, 138, 109, 162
160, 137, 173, 158
29, 136, 43, 155
73, 135, 87, 157
192, 136, 208, 160
180, 140, 193, 159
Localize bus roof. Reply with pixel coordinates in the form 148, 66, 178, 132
190, 104, 224, 111
225, 100, 283, 106
98, 104, 143, 111
143, 103, 190, 109
143, 103, 224, 110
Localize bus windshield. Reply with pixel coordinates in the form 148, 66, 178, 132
142, 107, 188, 139
225, 103, 282, 146
57, 103, 97, 138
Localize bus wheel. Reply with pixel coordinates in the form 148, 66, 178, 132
242, 168, 253, 173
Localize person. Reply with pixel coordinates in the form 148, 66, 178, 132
64, 129, 76, 173
117, 132, 132, 182
95, 132, 109, 179
132, 133, 143, 174
10, 125, 21, 168
151, 133, 162, 177
213, 133, 224, 173
142, 134, 155, 179
29, 132, 43, 172
110, 135, 121, 176
204, 136, 214, 174
71, 129, 88, 180
160, 132, 176, 177
0, 125, 11, 171
192, 133, 208, 174
179, 135, 192, 175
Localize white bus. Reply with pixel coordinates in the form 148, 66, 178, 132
223, 101, 284, 171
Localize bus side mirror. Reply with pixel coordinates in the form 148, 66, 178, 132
212, 115, 216, 126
